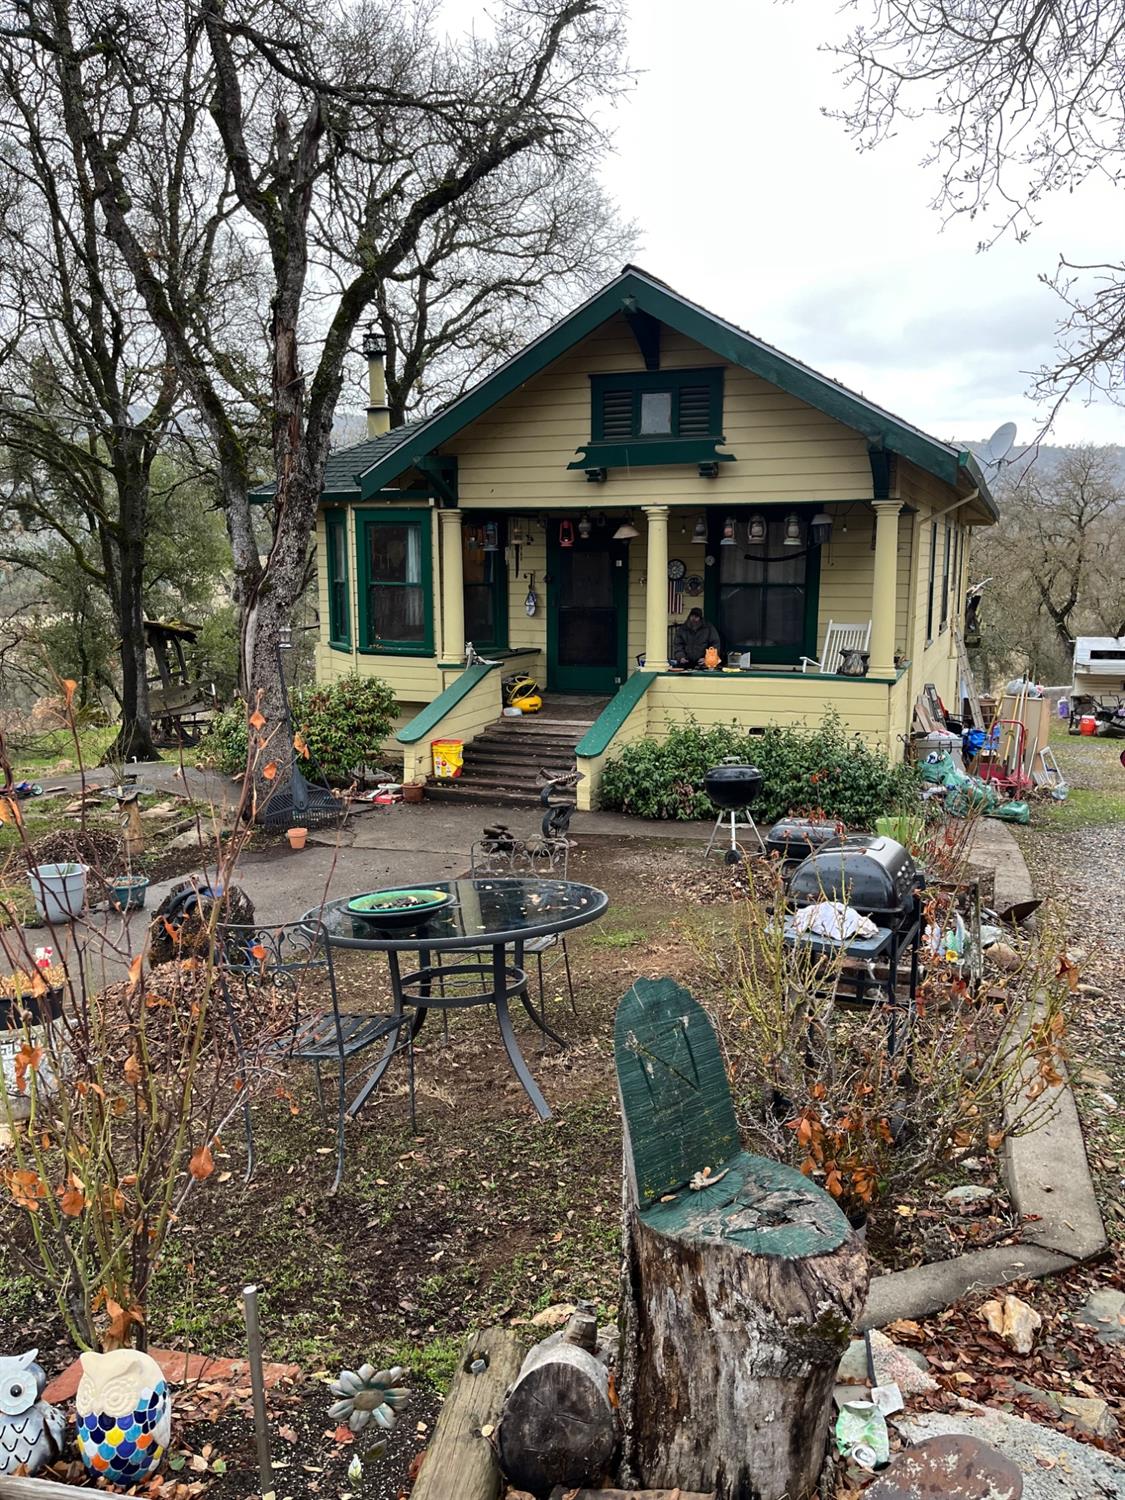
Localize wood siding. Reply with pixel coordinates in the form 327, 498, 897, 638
451, 315, 874, 509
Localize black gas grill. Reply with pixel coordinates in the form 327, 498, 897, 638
765, 818, 841, 866
787, 835, 924, 930
784, 835, 925, 1049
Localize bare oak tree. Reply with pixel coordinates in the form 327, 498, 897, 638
972, 445, 1124, 684
3, 0, 628, 804
829, 2, 1125, 412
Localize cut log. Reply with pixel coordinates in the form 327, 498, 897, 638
0, 1478, 80, 1498
410, 1325, 524, 1500
497, 1311, 617, 1495
615, 979, 868, 1500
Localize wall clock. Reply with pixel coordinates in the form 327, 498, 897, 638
667, 558, 686, 581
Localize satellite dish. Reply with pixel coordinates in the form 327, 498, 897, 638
980, 422, 1017, 468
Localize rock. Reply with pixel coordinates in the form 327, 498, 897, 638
529, 1302, 576, 1329
1079, 1067, 1113, 1088
1058, 1395, 1118, 1439
959, 1156, 985, 1172
1074, 1287, 1125, 1343
1009, 1381, 1060, 1416
989, 942, 1022, 971
980, 1295, 1042, 1355
167, 828, 205, 851
142, 800, 180, 820
836, 1331, 938, 1397
944, 1184, 995, 1210
895, 1401, 1125, 1499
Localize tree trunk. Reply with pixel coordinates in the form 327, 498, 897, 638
618, 1172, 867, 1500
105, 466, 160, 764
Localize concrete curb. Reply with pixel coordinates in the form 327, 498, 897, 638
860, 820, 1108, 1329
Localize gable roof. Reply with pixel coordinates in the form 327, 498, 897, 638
250, 418, 430, 503
342, 266, 997, 516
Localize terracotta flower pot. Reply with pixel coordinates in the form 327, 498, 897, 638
402, 782, 425, 804
286, 827, 308, 850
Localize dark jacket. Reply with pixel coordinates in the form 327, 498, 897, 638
673, 618, 720, 664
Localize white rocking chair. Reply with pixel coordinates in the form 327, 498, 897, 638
799, 619, 872, 674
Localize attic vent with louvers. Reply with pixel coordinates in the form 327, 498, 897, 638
573, 366, 735, 474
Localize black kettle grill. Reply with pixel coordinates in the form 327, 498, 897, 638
702, 762, 766, 864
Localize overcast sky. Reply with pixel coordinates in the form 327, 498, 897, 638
453, 0, 1122, 449
594, 0, 1125, 448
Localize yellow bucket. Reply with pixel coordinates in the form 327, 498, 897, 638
431, 739, 464, 779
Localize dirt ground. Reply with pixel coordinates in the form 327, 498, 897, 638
2, 776, 1122, 1497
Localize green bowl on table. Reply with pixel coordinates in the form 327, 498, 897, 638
346, 888, 453, 926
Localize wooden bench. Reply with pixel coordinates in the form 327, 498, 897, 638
614, 977, 868, 1500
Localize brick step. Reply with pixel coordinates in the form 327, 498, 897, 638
423, 780, 544, 808
462, 750, 576, 774
438, 767, 558, 792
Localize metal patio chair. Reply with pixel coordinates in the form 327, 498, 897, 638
468, 838, 578, 1024
213, 919, 410, 1192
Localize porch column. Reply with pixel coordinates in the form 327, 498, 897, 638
642, 505, 669, 672
438, 507, 465, 662
870, 500, 902, 676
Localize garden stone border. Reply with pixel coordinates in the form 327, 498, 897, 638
860, 820, 1107, 1328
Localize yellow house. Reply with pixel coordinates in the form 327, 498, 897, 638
308, 267, 997, 809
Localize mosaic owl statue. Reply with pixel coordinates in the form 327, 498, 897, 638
75, 1349, 171, 1485
0, 1349, 65, 1476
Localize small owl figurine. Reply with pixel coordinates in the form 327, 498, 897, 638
75, 1349, 171, 1485
0, 1348, 66, 1476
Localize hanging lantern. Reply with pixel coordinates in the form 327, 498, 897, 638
613, 515, 639, 541
559, 519, 575, 549
578, 512, 592, 540
483, 521, 499, 552
720, 516, 737, 546
691, 516, 707, 544
747, 513, 767, 544
810, 511, 833, 546
782, 513, 803, 547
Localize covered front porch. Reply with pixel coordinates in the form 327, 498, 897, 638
395, 497, 915, 803
437, 497, 910, 689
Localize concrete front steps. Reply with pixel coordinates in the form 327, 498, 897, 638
424, 714, 594, 807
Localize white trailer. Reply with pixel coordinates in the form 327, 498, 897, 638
1072, 636, 1125, 700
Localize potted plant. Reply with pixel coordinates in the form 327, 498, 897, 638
110, 874, 150, 912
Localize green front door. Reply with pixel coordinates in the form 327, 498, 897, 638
546, 524, 629, 693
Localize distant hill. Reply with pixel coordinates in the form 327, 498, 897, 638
962, 441, 1125, 487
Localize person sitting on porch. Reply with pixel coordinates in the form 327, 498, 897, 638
673, 608, 721, 668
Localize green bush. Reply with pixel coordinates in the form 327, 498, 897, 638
199, 674, 397, 783
198, 701, 248, 774
600, 716, 921, 828
297, 674, 397, 784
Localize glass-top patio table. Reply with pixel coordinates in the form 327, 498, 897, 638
304, 877, 608, 1122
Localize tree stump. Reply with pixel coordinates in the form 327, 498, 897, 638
614, 978, 868, 1500
497, 1310, 616, 1494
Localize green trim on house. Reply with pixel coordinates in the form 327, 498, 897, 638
575, 670, 657, 758
395, 662, 499, 744
351, 266, 997, 518
658, 667, 901, 685
355, 508, 434, 656
569, 439, 733, 470
325, 508, 350, 650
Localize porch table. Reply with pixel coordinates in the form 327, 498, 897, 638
304, 876, 608, 1122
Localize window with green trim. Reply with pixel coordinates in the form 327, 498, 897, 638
356, 510, 434, 655
325, 510, 350, 648
591, 368, 723, 442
